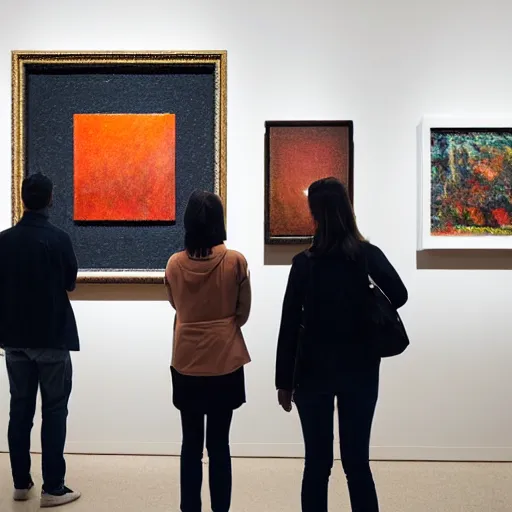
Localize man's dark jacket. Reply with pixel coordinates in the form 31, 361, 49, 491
0, 210, 79, 351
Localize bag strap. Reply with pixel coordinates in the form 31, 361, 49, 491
300, 251, 313, 325
362, 249, 374, 287
303, 250, 313, 299
364, 251, 394, 305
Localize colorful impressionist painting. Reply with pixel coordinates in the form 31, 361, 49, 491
74, 113, 176, 222
431, 129, 512, 236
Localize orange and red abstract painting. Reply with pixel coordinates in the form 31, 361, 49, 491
74, 113, 176, 222
265, 122, 353, 243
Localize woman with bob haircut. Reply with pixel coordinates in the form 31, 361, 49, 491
165, 190, 251, 512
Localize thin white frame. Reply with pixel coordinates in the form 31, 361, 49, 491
418, 115, 512, 250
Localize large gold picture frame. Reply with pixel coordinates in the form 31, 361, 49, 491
12, 51, 227, 284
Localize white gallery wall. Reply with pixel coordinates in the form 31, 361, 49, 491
1, 0, 512, 461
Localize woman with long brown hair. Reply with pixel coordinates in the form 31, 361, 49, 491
275, 177, 408, 512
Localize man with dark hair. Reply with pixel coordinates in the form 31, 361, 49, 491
0, 173, 81, 508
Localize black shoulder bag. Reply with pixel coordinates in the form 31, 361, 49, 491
366, 264, 409, 358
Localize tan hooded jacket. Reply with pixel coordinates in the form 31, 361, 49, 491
165, 244, 251, 376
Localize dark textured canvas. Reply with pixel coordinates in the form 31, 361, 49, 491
25, 67, 215, 271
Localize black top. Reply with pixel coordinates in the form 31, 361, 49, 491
275, 242, 408, 392
0, 211, 79, 351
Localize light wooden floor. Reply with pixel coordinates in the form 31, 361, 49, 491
1, 454, 511, 511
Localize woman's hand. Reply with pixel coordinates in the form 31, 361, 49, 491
277, 389, 293, 412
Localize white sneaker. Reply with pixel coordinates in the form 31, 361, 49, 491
13, 481, 34, 501
40, 486, 81, 508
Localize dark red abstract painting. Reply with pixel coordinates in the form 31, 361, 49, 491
74, 113, 176, 222
266, 122, 353, 243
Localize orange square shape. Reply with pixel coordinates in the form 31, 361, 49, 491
73, 113, 176, 222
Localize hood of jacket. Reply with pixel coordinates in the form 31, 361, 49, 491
174, 244, 228, 288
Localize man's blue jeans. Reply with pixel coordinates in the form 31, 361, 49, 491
5, 348, 72, 493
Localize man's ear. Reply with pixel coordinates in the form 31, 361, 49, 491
48, 193, 54, 208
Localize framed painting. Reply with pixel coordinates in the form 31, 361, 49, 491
265, 121, 354, 244
419, 116, 512, 250
12, 51, 227, 283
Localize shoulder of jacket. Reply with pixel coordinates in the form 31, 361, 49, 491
167, 251, 185, 268
291, 250, 311, 265
225, 249, 248, 266
0, 227, 14, 240
362, 241, 382, 256
41, 220, 65, 236
52, 225, 71, 239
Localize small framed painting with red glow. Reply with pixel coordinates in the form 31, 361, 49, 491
265, 121, 354, 244
74, 113, 176, 222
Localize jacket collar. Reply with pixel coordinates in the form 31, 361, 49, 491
176, 244, 227, 273
19, 209, 50, 227
187, 243, 227, 261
